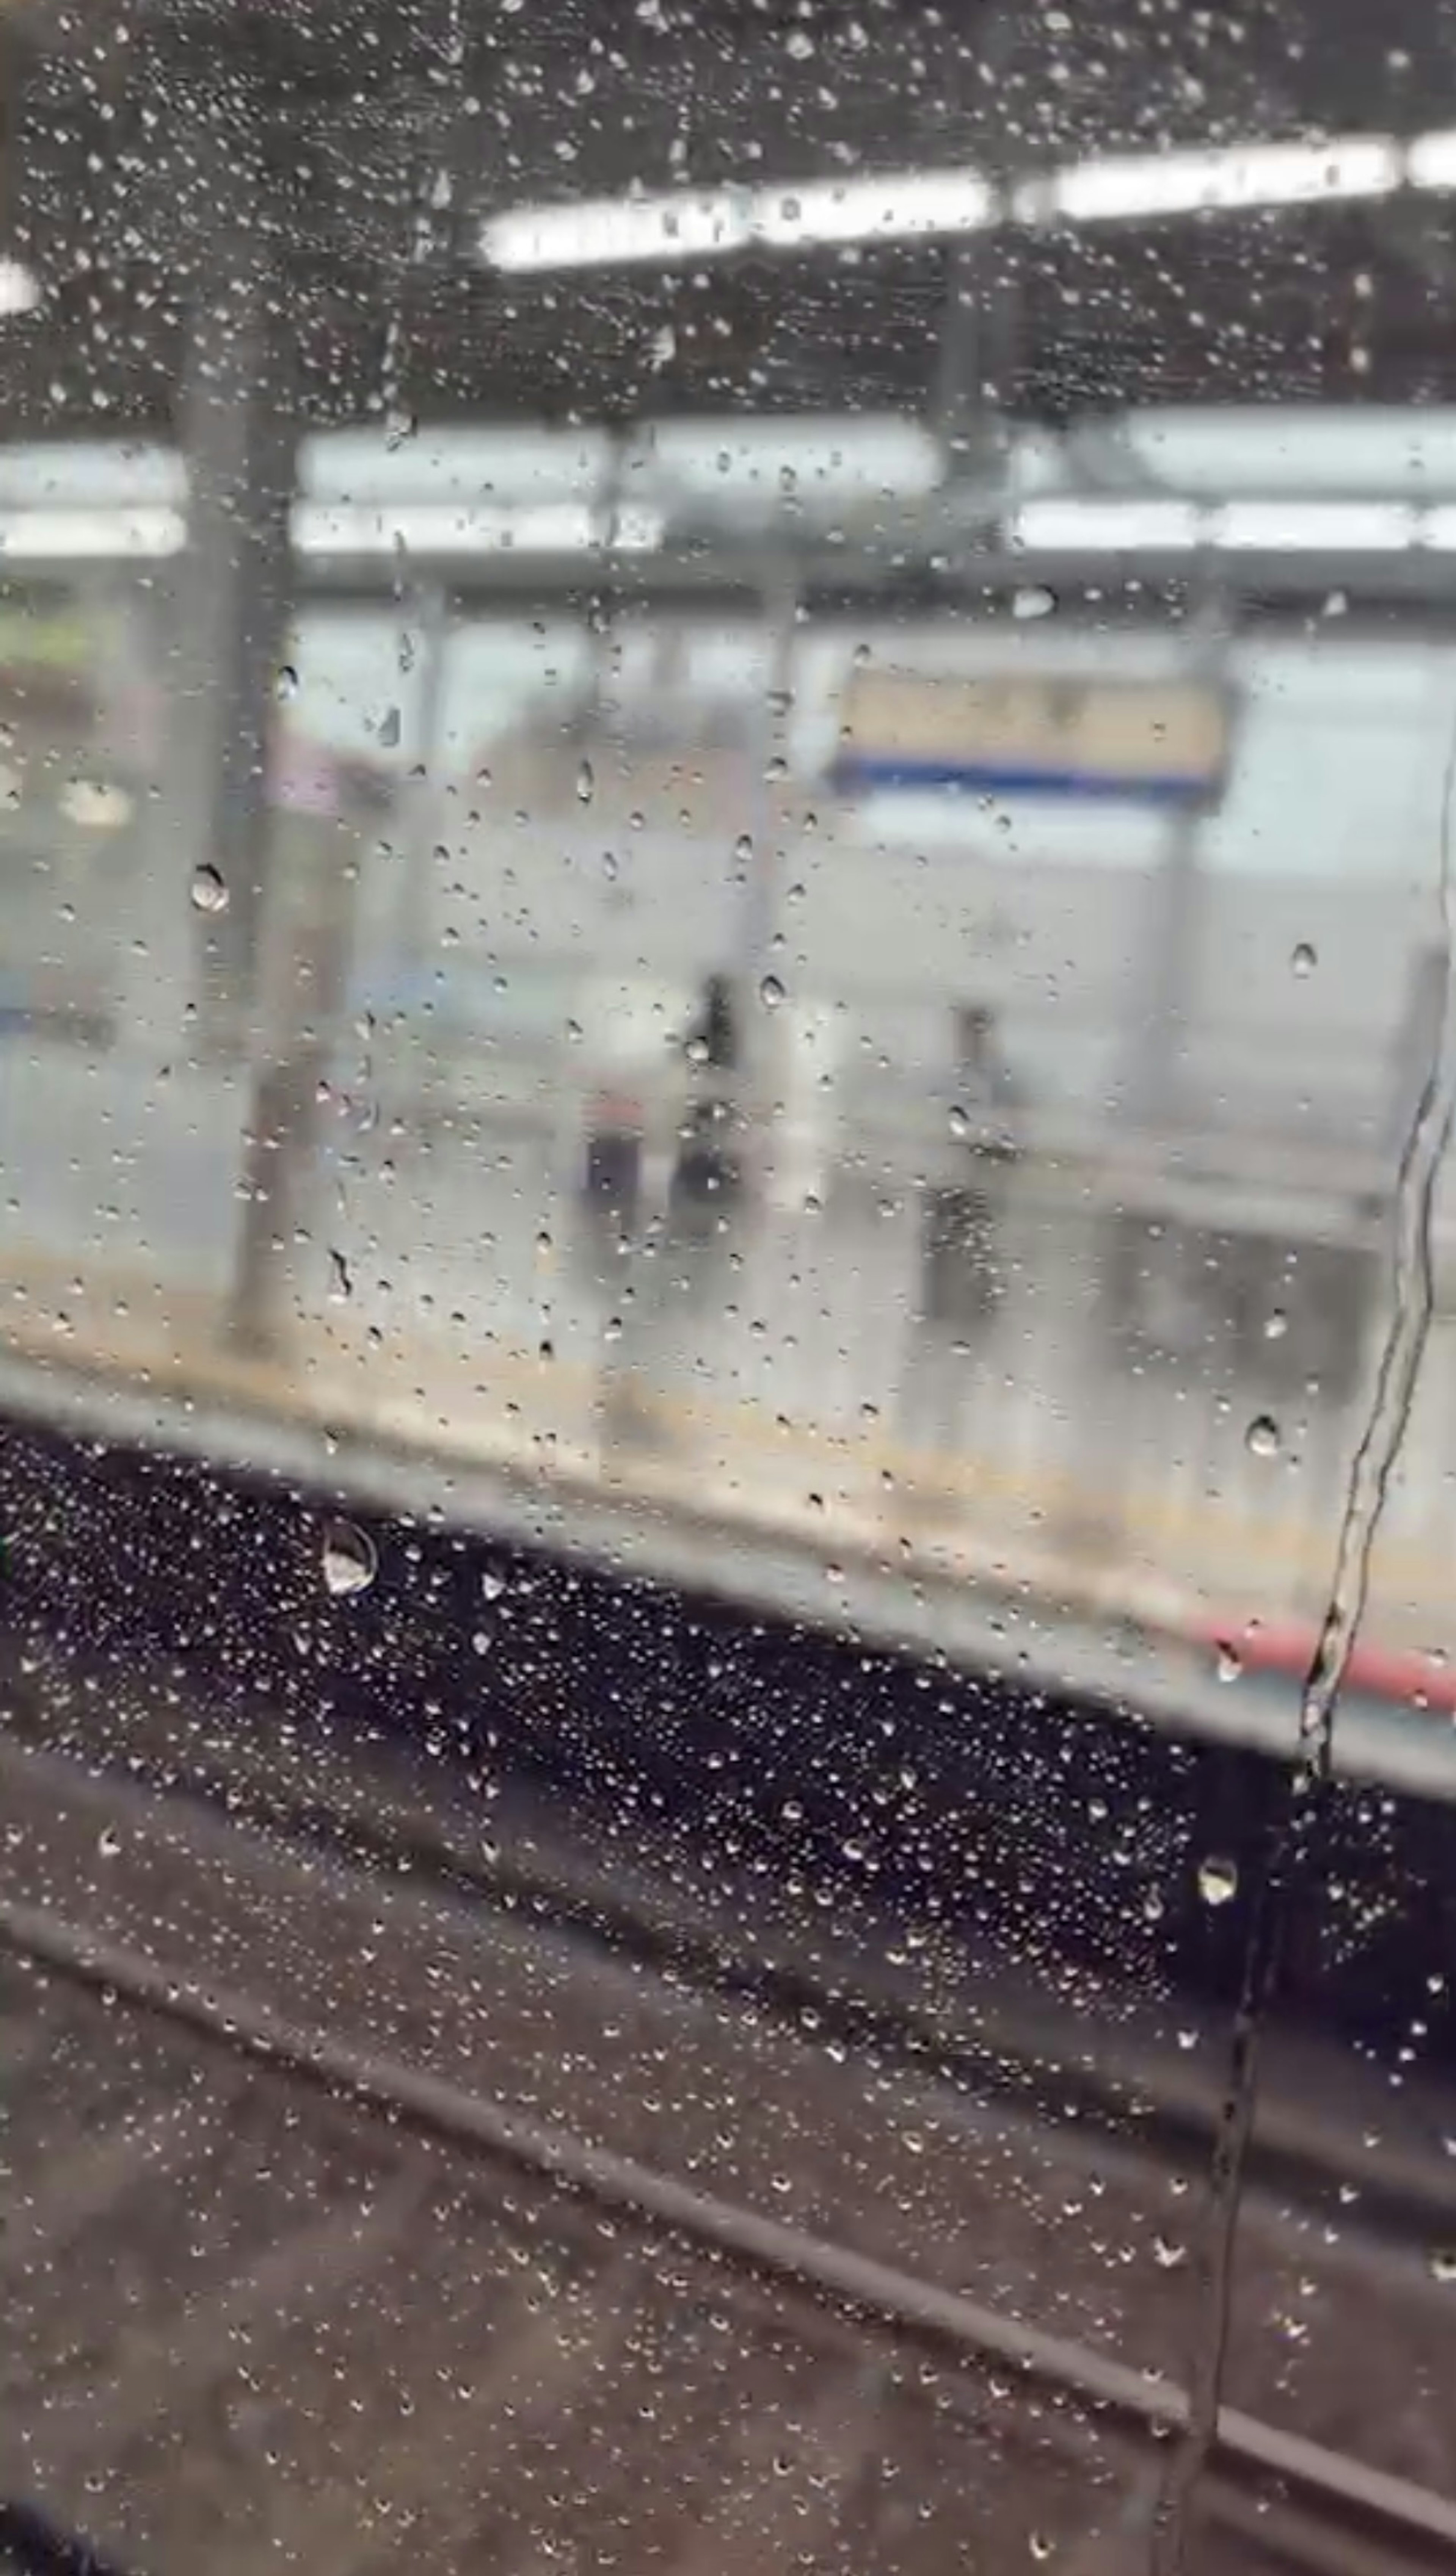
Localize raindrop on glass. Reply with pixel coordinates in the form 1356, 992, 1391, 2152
1246, 1414, 1281, 1459
1264, 1309, 1288, 1342
576, 757, 595, 805
759, 973, 785, 1011
1290, 942, 1317, 979
1430, 2247, 1456, 2285
274, 663, 299, 704
480, 1568, 507, 1603
1197, 1854, 1239, 1908
322, 1518, 377, 1599
1215, 1639, 1243, 1684
377, 706, 402, 750
97, 1823, 121, 1860
190, 862, 229, 916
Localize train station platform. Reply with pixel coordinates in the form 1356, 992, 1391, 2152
0, 1020, 1452, 1805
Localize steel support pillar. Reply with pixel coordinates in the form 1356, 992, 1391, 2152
165, 243, 298, 1049
165, 211, 354, 1359
739, 568, 799, 1197
935, 239, 1019, 490
1122, 588, 1238, 1135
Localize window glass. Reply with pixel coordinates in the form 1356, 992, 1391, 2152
0, 9, 1453, 2574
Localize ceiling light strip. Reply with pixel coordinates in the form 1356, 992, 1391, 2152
481, 125, 1455, 276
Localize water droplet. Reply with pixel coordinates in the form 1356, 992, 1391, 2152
1198, 1854, 1239, 1908
1264, 1309, 1288, 1341
1153, 2235, 1186, 2269
97, 1823, 121, 1860
322, 1518, 377, 1599
1012, 585, 1055, 622
1216, 1639, 1243, 1684
601, 850, 619, 882
1029, 2538, 1054, 2565
328, 1249, 352, 1302
189, 862, 229, 915
576, 757, 595, 804
1246, 1414, 1281, 1458
377, 706, 402, 750
948, 1102, 970, 1140
1291, 941, 1317, 979
480, 1568, 507, 1603
274, 663, 299, 704
759, 973, 785, 1011
1430, 2246, 1456, 2284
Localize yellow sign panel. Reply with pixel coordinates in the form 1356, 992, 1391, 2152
836, 668, 1231, 805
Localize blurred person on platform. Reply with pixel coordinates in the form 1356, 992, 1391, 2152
670, 971, 744, 1247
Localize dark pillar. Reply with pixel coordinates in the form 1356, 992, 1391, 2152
165, 236, 298, 1047
935, 238, 1019, 488
1122, 591, 1237, 1135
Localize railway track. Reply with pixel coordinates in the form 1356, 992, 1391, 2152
4, 1631, 1454, 2262
1, 1719, 1455, 2571
1, 1890, 1453, 2576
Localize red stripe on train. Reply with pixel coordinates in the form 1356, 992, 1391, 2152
1191, 1619, 1456, 1712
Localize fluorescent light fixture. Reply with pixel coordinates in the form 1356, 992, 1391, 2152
292, 500, 663, 556
0, 499, 661, 564
0, 506, 185, 558
1408, 129, 1456, 189
1010, 498, 1202, 551
609, 503, 665, 552
1214, 499, 1417, 550
748, 168, 993, 252
1032, 135, 1398, 225
483, 126, 1418, 277
0, 258, 39, 318
483, 167, 995, 273
484, 191, 751, 275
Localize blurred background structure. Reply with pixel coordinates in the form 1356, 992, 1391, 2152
9, 11, 1456, 2576
1, 0, 1456, 1745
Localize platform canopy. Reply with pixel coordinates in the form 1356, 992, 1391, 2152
0, 0, 1454, 440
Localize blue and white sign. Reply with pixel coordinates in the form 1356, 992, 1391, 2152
833, 668, 1231, 806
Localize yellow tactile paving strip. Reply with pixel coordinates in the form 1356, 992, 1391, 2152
0, 1239, 1447, 1658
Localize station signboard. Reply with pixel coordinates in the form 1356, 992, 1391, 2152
833, 667, 1231, 806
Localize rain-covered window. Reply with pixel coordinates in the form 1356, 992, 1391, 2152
0, 7, 1454, 2574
